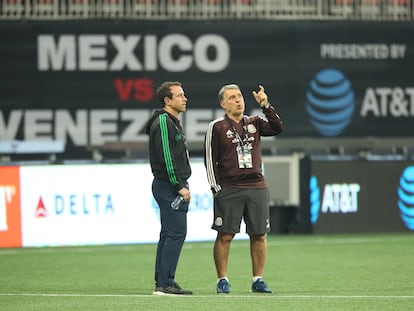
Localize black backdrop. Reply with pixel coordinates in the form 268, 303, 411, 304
1, 20, 414, 157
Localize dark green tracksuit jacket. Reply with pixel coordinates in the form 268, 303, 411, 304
146, 109, 191, 191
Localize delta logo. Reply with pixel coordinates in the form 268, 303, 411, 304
35, 197, 48, 218
33, 193, 115, 217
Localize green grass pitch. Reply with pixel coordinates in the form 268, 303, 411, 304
1, 233, 413, 311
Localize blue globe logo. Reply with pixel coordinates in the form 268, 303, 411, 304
306, 69, 355, 136
397, 166, 414, 230
309, 175, 320, 224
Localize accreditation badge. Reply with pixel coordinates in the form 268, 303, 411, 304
237, 145, 253, 169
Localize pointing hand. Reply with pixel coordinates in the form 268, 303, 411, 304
252, 85, 268, 107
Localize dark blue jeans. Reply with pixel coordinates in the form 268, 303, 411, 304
152, 179, 188, 288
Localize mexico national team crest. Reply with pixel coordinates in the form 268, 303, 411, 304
215, 217, 223, 227
247, 124, 257, 133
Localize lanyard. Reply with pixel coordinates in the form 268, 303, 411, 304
225, 116, 249, 147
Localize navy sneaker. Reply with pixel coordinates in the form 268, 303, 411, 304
216, 278, 230, 294
251, 278, 272, 293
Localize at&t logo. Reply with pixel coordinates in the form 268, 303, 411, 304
397, 166, 414, 230
309, 175, 360, 225
306, 68, 355, 136
309, 176, 320, 224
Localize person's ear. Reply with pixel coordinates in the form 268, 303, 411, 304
164, 97, 171, 107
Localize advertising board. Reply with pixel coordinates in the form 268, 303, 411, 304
311, 161, 414, 233
1, 20, 413, 158
0, 160, 249, 248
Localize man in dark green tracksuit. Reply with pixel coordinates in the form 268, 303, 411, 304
145, 81, 192, 296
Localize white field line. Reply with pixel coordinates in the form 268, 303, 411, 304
0, 293, 413, 299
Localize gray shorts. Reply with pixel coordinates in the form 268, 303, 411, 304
212, 187, 270, 235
